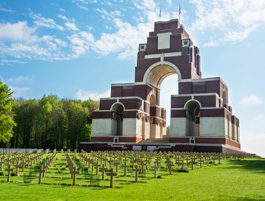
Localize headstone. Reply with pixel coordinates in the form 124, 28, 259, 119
53, 149, 56, 153
68, 149, 70, 153
99, 164, 108, 180
0, 158, 4, 171
5, 164, 14, 183
14, 160, 20, 176
132, 146, 142, 151
206, 156, 210, 166
70, 166, 79, 186
36, 166, 45, 184
106, 168, 117, 188
151, 162, 159, 178
61, 149, 64, 153
167, 161, 174, 174
123, 158, 130, 176
114, 160, 120, 175
132, 165, 141, 183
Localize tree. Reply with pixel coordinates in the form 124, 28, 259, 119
166, 126, 170, 136
0, 81, 16, 143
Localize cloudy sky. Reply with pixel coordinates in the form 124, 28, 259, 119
0, 0, 265, 157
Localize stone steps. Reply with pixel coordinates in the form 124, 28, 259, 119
139, 136, 170, 143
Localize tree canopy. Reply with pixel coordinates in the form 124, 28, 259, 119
0, 80, 16, 143
0, 94, 98, 150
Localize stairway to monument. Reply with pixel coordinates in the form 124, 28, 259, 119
139, 135, 170, 143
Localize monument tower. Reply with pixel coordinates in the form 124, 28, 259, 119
81, 19, 241, 153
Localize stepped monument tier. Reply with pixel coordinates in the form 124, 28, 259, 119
80, 19, 241, 153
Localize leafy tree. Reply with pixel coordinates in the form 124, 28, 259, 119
10, 94, 97, 149
0, 81, 16, 143
166, 126, 170, 136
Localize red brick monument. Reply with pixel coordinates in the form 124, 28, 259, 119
80, 19, 241, 153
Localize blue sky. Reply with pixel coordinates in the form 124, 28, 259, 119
0, 0, 265, 157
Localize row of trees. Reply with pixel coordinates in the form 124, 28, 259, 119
0, 81, 98, 149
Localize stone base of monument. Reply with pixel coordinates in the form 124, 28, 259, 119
79, 141, 245, 154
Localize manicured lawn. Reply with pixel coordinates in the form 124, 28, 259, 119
0, 155, 264, 201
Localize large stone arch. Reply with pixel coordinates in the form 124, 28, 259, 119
143, 61, 182, 89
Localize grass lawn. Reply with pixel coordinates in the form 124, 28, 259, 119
0, 154, 264, 201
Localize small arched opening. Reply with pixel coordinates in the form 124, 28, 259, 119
185, 100, 201, 136
111, 103, 124, 136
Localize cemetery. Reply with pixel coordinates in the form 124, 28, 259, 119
0, 3, 265, 200
0, 148, 264, 200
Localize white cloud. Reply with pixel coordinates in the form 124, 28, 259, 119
239, 95, 263, 105
58, 14, 68, 21
0, 21, 36, 41
0, 7, 15, 13
0, 0, 185, 61
95, 8, 121, 20
29, 10, 64, 31
67, 32, 94, 57
7, 76, 33, 82
76, 89, 110, 101
240, 131, 265, 157
0, 59, 27, 65
65, 22, 79, 31
190, 0, 265, 46
55, 39, 68, 47
134, 0, 156, 11
72, 0, 89, 10
59, 8, 65, 12
166, 0, 172, 6
0, 20, 69, 60
10, 86, 30, 98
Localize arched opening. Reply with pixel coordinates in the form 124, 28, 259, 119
160, 74, 179, 127
111, 103, 124, 136
185, 100, 201, 136
143, 62, 181, 139
143, 62, 181, 89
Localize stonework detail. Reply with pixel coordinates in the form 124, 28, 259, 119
91, 19, 240, 150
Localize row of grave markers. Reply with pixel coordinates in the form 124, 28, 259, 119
2, 152, 44, 183
0, 148, 82, 154
0, 151, 255, 188
36, 153, 57, 184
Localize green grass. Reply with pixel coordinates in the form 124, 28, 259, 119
0, 154, 264, 201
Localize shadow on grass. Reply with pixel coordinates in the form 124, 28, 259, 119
226, 159, 265, 174
227, 196, 265, 201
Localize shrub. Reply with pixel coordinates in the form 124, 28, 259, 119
0, 171, 5, 176
11, 171, 16, 176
